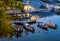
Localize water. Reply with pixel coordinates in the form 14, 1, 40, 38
0, 0, 60, 41
23, 0, 46, 10
0, 15, 60, 41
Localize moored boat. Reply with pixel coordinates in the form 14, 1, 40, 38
12, 20, 24, 26
37, 22, 48, 30
43, 21, 58, 29
12, 24, 23, 33
23, 23, 35, 32
26, 20, 36, 25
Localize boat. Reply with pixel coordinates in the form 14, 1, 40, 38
37, 22, 48, 30
26, 20, 36, 25
12, 17, 36, 26
43, 21, 58, 29
13, 21, 35, 32
12, 24, 23, 33
14, 22, 24, 26
13, 19, 36, 25
26, 15, 40, 25
23, 23, 35, 32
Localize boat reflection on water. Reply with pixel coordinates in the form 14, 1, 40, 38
15, 32, 22, 38
0, 32, 14, 39
0, 28, 35, 39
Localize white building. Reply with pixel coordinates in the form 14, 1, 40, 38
24, 0, 35, 12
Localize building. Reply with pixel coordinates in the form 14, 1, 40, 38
24, 0, 35, 12
6, 10, 21, 14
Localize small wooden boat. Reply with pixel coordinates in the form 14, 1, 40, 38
23, 23, 35, 32
12, 24, 23, 33
26, 20, 36, 25
37, 22, 48, 30
13, 19, 36, 25
14, 22, 24, 26
44, 21, 58, 29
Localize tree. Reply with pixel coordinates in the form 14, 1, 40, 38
0, 0, 24, 38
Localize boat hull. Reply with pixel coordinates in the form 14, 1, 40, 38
37, 25, 48, 30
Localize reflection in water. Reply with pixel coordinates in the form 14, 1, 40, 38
15, 32, 22, 38
0, 25, 35, 39
24, 30, 29, 35
0, 32, 14, 39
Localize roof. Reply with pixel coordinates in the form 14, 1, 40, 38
24, 0, 35, 11
24, 5, 35, 11
6, 10, 21, 14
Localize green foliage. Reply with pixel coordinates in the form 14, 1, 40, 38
15, 1, 24, 10
0, 0, 24, 38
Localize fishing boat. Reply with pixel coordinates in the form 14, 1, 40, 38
43, 21, 58, 29
37, 22, 48, 30
26, 20, 36, 25
12, 24, 23, 33
12, 20, 25, 26
23, 23, 35, 32
14, 22, 24, 26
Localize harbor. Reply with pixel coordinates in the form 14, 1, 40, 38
0, 0, 60, 41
